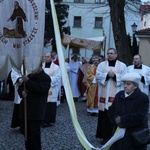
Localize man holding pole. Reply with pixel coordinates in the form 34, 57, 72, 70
18, 63, 50, 150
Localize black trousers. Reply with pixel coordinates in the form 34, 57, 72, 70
11, 104, 20, 128
96, 110, 113, 141
43, 102, 57, 124
61, 86, 66, 103
25, 120, 42, 150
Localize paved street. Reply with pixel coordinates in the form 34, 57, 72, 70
0, 100, 100, 150
0, 100, 150, 150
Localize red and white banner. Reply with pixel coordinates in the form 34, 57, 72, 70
0, 0, 45, 75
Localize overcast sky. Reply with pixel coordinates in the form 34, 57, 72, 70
141, 0, 150, 2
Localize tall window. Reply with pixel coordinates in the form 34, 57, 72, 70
72, 48, 80, 55
74, 16, 81, 27
95, 0, 105, 3
95, 17, 103, 28
74, 0, 84, 3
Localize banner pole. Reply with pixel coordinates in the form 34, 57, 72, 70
23, 59, 27, 141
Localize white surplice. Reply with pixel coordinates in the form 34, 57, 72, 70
43, 62, 61, 102
127, 64, 150, 95
11, 68, 22, 104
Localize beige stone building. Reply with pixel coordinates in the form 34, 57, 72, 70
136, 3, 150, 66
136, 28, 150, 66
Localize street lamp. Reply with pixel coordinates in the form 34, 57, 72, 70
131, 22, 138, 56
131, 22, 137, 33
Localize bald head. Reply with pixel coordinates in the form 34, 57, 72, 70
45, 52, 52, 63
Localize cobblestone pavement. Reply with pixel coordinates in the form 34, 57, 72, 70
0, 100, 150, 150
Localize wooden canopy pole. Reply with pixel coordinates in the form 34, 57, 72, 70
23, 59, 27, 141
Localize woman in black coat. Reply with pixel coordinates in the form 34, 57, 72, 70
108, 72, 149, 150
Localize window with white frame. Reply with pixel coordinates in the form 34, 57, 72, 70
95, 0, 105, 3
95, 17, 103, 28
74, 16, 81, 27
74, 0, 84, 3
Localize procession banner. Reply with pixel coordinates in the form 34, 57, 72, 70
0, 0, 45, 74
50, 0, 98, 149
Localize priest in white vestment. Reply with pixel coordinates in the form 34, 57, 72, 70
42, 52, 61, 127
95, 48, 127, 145
69, 54, 81, 101
127, 54, 150, 95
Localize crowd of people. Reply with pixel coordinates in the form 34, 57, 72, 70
2, 47, 150, 149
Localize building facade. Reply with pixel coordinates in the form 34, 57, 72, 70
136, 2, 150, 66
62, 0, 141, 59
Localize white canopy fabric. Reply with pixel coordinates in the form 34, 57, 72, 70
62, 34, 106, 51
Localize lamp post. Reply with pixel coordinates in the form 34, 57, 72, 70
131, 22, 138, 56
131, 22, 137, 34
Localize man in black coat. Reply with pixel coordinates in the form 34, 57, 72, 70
18, 66, 50, 150
108, 72, 149, 150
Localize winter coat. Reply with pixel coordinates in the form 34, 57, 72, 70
18, 69, 50, 120
108, 87, 149, 150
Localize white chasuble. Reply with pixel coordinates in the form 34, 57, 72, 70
96, 60, 127, 111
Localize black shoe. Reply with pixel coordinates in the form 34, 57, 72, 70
90, 113, 98, 116
101, 140, 108, 145
49, 123, 55, 126
42, 122, 55, 128
42, 123, 50, 128
74, 98, 78, 102
95, 134, 103, 139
